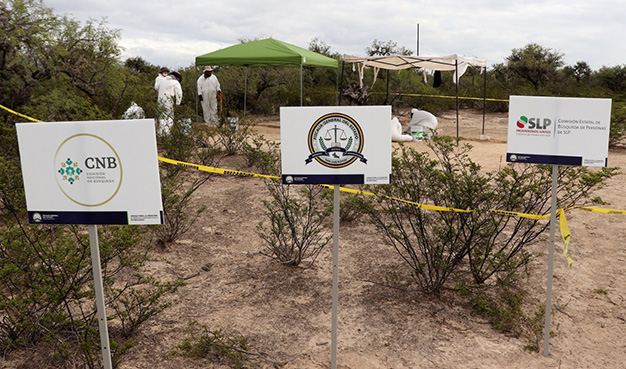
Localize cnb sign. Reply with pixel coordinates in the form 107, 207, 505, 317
17, 119, 163, 225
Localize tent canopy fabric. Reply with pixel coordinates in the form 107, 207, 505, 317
196, 38, 338, 68
342, 54, 486, 71
342, 54, 487, 86
341, 54, 488, 142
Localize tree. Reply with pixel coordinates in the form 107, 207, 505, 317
308, 37, 340, 58
563, 61, 592, 83
505, 43, 564, 90
0, 2, 181, 366
366, 39, 412, 56
0, 0, 60, 110
125, 57, 154, 75
0, 0, 121, 121
594, 65, 626, 93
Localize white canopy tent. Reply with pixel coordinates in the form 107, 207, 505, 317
341, 54, 488, 142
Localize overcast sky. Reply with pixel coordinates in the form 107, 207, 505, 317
45, 0, 624, 71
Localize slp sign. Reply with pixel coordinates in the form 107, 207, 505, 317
17, 119, 163, 225
280, 106, 391, 185
516, 116, 552, 130
507, 96, 612, 167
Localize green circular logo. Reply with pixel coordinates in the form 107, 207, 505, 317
54, 133, 123, 207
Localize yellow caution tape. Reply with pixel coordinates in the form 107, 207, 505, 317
158, 156, 280, 180
558, 209, 574, 267
488, 209, 550, 220
370, 92, 509, 102
576, 206, 626, 215
323, 186, 374, 196
0, 104, 43, 122
2, 104, 621, 268
328, 185, 474, 213
157, 156, 597, 266
159, 156, 474, 213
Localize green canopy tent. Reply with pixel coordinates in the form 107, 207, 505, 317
195, 38, 339, 117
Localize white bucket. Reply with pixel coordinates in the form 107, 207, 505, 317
411, 126, 424, 141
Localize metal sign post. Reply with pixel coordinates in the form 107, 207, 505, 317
89, 225, 113, 369
542, 165, 559, 356
506, 97, 611, 356
280, 106, 391, 368
331, 185, 340, 369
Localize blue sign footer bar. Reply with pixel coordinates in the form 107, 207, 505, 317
282, 174, 364, 185
29, 211, 130, 225
506, 153, 583, 166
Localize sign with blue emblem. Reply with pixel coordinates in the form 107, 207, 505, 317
280, 106, 391, 185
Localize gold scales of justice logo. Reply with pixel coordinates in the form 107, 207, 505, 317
305, 112, 367, 169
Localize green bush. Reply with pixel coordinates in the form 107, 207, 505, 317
367, 136, 616, 294
211, 124, 252, 156
0, 223, 181, 367
155, 161, 210, 246
241, 133, 281, 175
0, 119, 180, 368
172, 323, 257, 369
468, 162, 616, 284
461, 280, 545, 352
154, 113, 221, 246
369, 138, 491, 294
609, 101, 626, 145
340, 192, 374, 222
257, 182, 333, 267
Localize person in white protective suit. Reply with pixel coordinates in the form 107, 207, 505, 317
197, 66, 221, 126
156, 71, 183, 135
121, 101, 145, 119
390, 117, 413, 142
406, 108, 438, 139
154, 67, 169, 92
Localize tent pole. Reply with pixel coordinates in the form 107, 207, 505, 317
335, 65, 339, 106
416, 23, 420, 56
300, 64, 303, 106
338, 61, 345, 106
386, 70, 390, 105
482, 66, 487, 136
455, 60, 459, 144
244, 66, 248, 121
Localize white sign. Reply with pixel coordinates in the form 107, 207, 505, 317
280, 106, 392, 185
507, 96, 612, 167
16, 119, 163, 225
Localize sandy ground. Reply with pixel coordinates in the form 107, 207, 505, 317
6, 109, 626, 368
